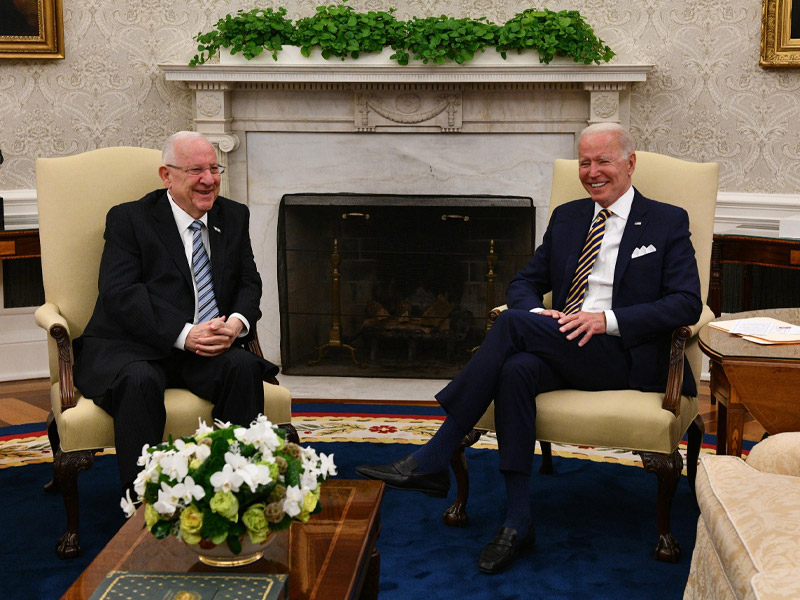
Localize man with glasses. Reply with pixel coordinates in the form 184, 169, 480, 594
73, 131, 278, 495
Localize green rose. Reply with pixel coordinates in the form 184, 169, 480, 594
210, 490, 239, 522
242, 503, 270, 543
179, 504, 204, 545
299, 489, 319, 522
144, 502, 160, 530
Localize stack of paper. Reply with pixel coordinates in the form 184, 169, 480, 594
709, 317, 800, 345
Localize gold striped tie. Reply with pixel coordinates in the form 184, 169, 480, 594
563, 209, 611, 315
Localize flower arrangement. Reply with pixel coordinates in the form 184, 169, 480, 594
120, 415, 337, 555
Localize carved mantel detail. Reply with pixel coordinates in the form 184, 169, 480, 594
355, 89, 463, 132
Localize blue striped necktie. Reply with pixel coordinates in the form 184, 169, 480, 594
563, 208, 611, 315
189, 220, 220, 323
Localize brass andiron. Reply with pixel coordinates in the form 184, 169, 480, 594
308, 238, 365, 368
470, 239, 498, 355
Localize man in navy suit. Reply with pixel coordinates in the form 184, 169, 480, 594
74, 131, 278, 493
357, 123, 702, 573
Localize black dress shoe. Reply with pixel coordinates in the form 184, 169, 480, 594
477, 526, 535, 574
355, 455, 450, 497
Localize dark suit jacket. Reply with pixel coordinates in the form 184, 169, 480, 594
74, 189, 277, 398
506, 188, 703, 396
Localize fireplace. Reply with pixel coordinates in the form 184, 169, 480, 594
161, 59, 649, 397
278, 194, 534, 378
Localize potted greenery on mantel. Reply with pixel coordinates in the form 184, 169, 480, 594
189, 4, 614, 67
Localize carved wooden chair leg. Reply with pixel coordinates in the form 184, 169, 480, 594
443, 429, 483, 527
280, 423, 300, 444
44, 412, 61, 494
53, 448, 95, 559
539, 440, 554, 474
685, 414, 705, 495
639, 449, 683, 563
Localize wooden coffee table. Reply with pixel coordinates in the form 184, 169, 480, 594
60, 479, 385, 600
699, 307, 800, 457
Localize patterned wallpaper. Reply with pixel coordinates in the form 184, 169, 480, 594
0, 0, 798, 194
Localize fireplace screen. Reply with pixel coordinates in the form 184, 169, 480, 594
278, 194, 534, 378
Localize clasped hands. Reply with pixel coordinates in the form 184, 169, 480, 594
537, 309, 606, 347
185, 316, 244, 357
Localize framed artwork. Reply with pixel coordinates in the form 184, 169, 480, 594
0, 0, 64, 59
761, 0, 800, 66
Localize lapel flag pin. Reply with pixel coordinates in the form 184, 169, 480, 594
634, 221, 642, 225
213, 226, 221, 233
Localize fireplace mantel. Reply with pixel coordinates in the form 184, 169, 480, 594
160, 62, 651, 171
158, 61, 651, 380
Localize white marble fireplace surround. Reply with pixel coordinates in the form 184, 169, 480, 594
161, 61, 650, 400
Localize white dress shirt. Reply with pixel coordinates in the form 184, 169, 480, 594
167, 192, 250, 349
580, 185, 635, 336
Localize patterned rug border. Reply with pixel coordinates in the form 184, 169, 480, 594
0, 415, 722, 473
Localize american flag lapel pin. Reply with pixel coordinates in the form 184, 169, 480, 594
213, 226, 221, 233
634, 221, 642, 226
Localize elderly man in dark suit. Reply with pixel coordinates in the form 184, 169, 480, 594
357, 123, 702, 574
74, 131, 278, 493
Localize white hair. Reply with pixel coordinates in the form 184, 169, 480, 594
162, 131, 208, 164
578, 123, 635, 158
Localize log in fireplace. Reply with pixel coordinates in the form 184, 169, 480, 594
278, 194, 534, 378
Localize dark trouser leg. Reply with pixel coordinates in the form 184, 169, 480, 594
180, 346, 264, 426
436, 309, 630, 433
105, 360, 168, 490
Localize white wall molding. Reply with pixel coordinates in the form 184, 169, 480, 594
0, 189, 38, 229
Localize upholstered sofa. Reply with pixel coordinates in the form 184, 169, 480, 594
683, 432, 800, 600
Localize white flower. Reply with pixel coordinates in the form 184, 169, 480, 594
194, 418, 214, 437
238, 462, 273, 492
318, 453, 337, 478
153, 482, 180, 516
136, 444, 152, 467
213, 418, 232, 430
283, 485, 304, 517
210, 463, 244, 493
172, 476, 205, 504
120, 488, 136, 518
301, 470, 319, 492
159, 452, 189, 482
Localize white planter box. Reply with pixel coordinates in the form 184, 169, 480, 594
218, 46, 575, 67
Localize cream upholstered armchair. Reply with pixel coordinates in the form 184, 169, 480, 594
442, 151, 719, 563
35, 147, 295, 559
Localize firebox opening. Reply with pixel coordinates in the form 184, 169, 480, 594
278, 194, 535, 379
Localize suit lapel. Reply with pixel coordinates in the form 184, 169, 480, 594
207, 203, 226, 302
613, 190, 648, 296
151, 193, 193, 288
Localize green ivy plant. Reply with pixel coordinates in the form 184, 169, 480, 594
190, 7, 297, 65
293, 3, 405, 60
187, 5, 615, 67
496, 9, 614, 65
392, 16, 499, 65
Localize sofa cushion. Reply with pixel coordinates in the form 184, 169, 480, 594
746, 432, 800, 477
695, 455, 800, 600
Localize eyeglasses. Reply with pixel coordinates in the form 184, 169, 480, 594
166, 164, 225, 176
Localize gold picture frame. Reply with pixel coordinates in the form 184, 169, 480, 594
0, 0, 64, 59
761, 0, 800, 66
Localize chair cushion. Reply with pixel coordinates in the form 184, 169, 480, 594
475, 390, 698, 454
52, 383, 293, 453
694, 455, 800, 600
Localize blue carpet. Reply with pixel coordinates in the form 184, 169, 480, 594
0, 439, 703, 600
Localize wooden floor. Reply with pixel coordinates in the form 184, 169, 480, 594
0, 377, 768, 442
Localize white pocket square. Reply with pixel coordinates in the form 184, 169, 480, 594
631, 244, 657, 259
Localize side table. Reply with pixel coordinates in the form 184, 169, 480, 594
699, 308, 800, 456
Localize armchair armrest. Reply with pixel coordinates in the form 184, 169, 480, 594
34, 302, 76, 410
